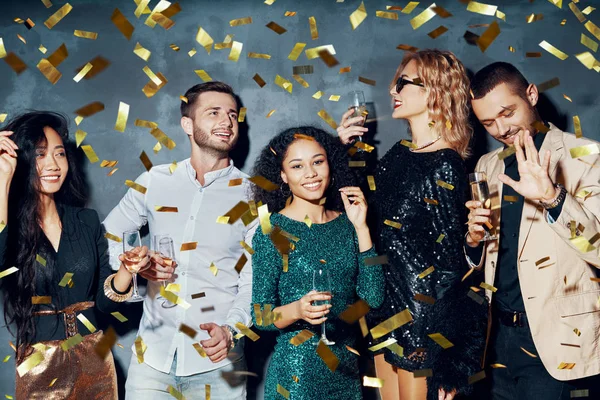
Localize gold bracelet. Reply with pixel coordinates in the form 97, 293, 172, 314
103, 273, 133, 302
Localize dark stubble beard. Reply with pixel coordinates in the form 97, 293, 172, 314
192, 124, 238, 158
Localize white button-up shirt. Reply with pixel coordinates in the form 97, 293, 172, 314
103, 158, 256, 376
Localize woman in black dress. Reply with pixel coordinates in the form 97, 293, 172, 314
0, 112, 149, 399
337, 50, 487, 400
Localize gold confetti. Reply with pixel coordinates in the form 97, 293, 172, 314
142, 66, 163, 86
72, 62, 93, 83
504, 195, 518, 203
573, 116, 583, 138
292, 75, 309, 88
570, 389, 589, 398
169, 44, 180, 52
57, 272, 73, 287
104, 232, 121, 243
478, 21, 501, 53
428, 333, 454, 349
376, 11, 398, 20
110, 8, 134, 40
371, 309, 413, 339
3, 52, 27, 74
346, 345, 360, 356
155, 206, 178, 213
305, 45, 336, 60
557, 362, 576, 370
16, 350, 44, 377
436, 180, 454, 190
413, 369, 433, 378
234, 253, 248, 273
363, 376, 384, 388
402, 2, 419, 14
526, 13, 544, 23
228, 41, 243, 62
306, 16, 319, 40
312, 91, 324, 99
36, 254, 47, 267
178, 323, 197, 339
303, 215, 313, 228
288, 42, 306, 61
317, 109, 338, 130
289, 330, 314, 346
277, 384, 290, 399
61, 333, 84, 351
275, 74, 293, 94
424, 198, 439, 205
133, 0, 151, 18
570, 236, 596, 253
0, 221, 5, 233
42, 0, 53, 7
383, 219, 402, 229
490, 363, 507, 368
480, 282, 497, 292
368, 337, 398, 352
266, 21, 286, 35
581, 34, 598, 52
208, 262, 219, 276
293, 65, 314, 75
359, 76, 376, 86
536, 77, 560, 93
414, 293, 436, 304
467, 1, 497, 16
418, 266, 435, 279
100, 160, 119, 168
498, 146, 516, 160
110, 101, 130, 133
134, 337, 147, 363
509, 46, 515, 52
575, 51, 597, 69
410, 3, 436, 30
196, 27, 214, 54
16, 34, 26, 44
167, 385, 185, 400
44, 3, 72, 29
248, 52, 271, 59
539, 41, 568, 60
316, 340, 340, 372
319, 49, 339, 67
31, 296, 52, 304
37, 58, 62, 84
468, 370, 486, 385
76, 313, 97, 333
177, 242, 197, 252
585, 21, 600, 42
249, 176, 279, 192
582, 6, 596, 15
0, 39, 6, 59
284, 11, 296, 16
570, 143, 599, 158
74, 30, 98, 40
235, 322, 260, 341
349, 161, 366, 167
230, 17, 252, 26
123, 180, 147, 195
75, 102, 104, 118
436, 234, 445, 243
526, 52, 542, 58
428, 26, 448, 39
80, 145, 99, 164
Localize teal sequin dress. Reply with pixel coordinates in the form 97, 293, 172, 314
252, 212, 385, 400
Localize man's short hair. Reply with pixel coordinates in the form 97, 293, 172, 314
180, 81, 239, 118
470, 62, 529, 100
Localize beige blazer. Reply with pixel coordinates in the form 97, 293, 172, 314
466, 124, 600, 380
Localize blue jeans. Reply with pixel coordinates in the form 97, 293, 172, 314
125, 353, 247, 399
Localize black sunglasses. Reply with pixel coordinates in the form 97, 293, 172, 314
395, 77, 424, 93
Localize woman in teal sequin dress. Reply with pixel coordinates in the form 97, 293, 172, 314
250, 126, 385, 400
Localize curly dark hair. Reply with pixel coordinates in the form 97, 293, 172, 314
251, 126, 356, 213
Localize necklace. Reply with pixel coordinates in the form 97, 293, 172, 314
409, 135, 442, 152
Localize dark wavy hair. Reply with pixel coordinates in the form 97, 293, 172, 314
0, 111, 86, 359
251, 126, 355, 213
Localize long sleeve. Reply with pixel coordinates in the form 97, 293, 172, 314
102, 172, 149, 271
355, 245, 385, 309
251, 228, 283, 331
226, 219, 258, 328
0, 225, 7, 268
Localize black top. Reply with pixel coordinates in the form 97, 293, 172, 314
368, 142, 471, 370
466, 132, 564, 312
0, 205, 121, 342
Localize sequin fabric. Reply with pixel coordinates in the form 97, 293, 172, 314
252, 212, 384, 400
368, 143, 469, 371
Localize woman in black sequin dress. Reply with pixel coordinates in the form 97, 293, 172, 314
337, 50, 488, 400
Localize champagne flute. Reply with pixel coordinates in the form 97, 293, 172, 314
469, 172, 498, 241
313, 268, 335, 346
153, 234, 177, 309
348, 91, 368, 143
123, 230, 145, 302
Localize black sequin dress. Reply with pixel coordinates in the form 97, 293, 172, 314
368, 142, 487, 397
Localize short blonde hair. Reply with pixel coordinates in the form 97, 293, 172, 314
391, 49, 473, 159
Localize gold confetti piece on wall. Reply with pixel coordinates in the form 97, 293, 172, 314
17, 34, 26, 44
275, 75, 293, 93
134, 0, 151, 18
288, 42, 306, 61
433, 5, 452, 17
575, 51, 597, 69
581, 34, 598, 52
31, 296, 52, 304
317, 109, 338, 130
36, 254, 47, 267
402, 2, 419, 14
313, 91, 324, 99
289, 329, 314, 346
150, 127, 176, 150
77, 313, 97, 333
143, 66, 163, 86
292, 74, 309, 88
75, 102, 104, 118
58, 272, 73, 287
428, 333, 454, 349
308, 16, 319, 39
230, 17, 252, 26
319, 49, 339, 67
537, 77, 560, 93
266, 21, 286, 35
81, 145, 99, 163
508, 46, 515, 52
368, 337, 398, 352
0, 39, 6, 59
252, 73, 267, 88
16, 350, 44, 377
418, 266, 435, 279
248, 52, 271, 59
316, 340, 340, 372
410, 4, 436, 30
363, 376, 385, 388
293, 65, 314, 75
582, 6, 596, 15
358, 76, 376, 86
305, 45, 336, 59
570, 143, 599, 158
196, 27, 214, 54
169, 44, 180, 51
191, 70, 212, 83
526, 13, 544, 23
42, 0, 53, 7
428, 26, 448, 39
467, 1, 497, 16
228, 41, 243, 62
376, 11, 398, 20
72, 129, 86, 148
480, 282, 498, 292
237, 107, 247, 123
539, 41, 568, 60
111, 8, 134, 40
370, 309, 413, 339
74, 30, 98, 40
585, 21, 600, 42
477, 21, 501, 53
73, 62, 93, 83
526, 52, 542, 58
573, 116, 583, 138
112, 101, 130, 132
37, 59, 61, 84
44, 2, 72, 29
339, 66, 352, 75
284, 11, 296, 16
61, 333, 84, 351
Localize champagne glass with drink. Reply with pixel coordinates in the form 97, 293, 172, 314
153, 234, 177, 308
348, 91, 368, 142
123, 230, 145, 302
469, 172, 498, 241
313, 268, 335, 346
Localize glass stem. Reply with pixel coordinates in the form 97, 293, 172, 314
321, 321, 327, 339
132, 273, 139, 297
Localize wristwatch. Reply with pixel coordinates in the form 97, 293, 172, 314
539, 183, 566, 209
222, 324, 239, 351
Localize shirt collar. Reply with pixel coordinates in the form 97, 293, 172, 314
186, 158, 235, 188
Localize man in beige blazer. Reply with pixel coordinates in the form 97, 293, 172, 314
465, 62, 600, 399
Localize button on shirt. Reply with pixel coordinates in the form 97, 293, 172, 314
103, 158, 257, 376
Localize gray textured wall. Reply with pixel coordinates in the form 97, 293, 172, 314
1, 0, 599, 397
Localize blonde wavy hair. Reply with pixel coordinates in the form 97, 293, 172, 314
391, 49, 473, 159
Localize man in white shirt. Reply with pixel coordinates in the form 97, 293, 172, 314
103, 82, 257, 399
